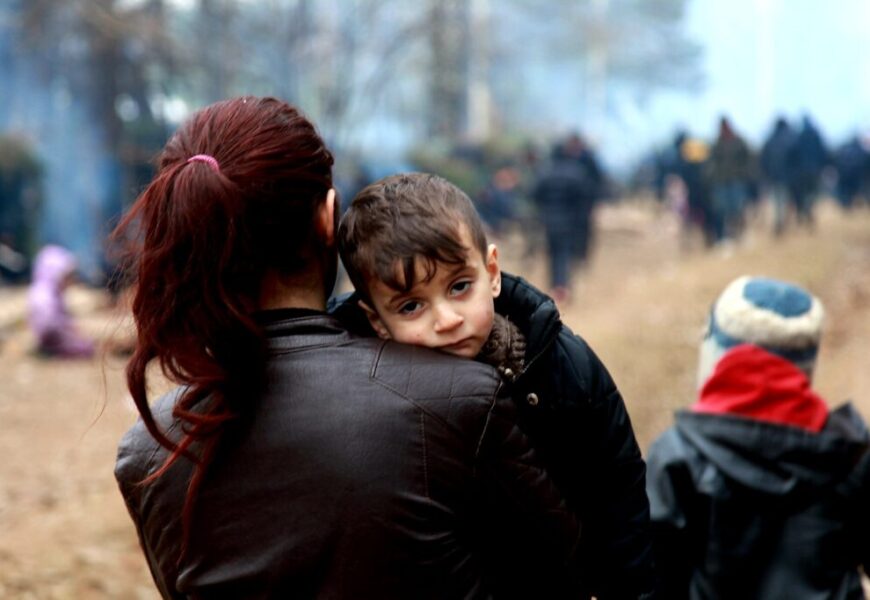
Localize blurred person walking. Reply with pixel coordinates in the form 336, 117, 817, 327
646, 276, 870, 599
563, 132, 605, 265
660, 131, 714, 248
27, 244, 95, 358
833, 133, 870, 210
760, 117, 797, 235
706, 117, 754, 243
113, 96, 581, 599
788, 115, 829, 227
513, 143, 547, 265
476, 165, 520, 237
532, 138, 597, 304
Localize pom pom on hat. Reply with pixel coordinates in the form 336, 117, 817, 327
697, 276, 824, 387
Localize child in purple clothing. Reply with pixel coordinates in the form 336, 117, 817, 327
27, 245, 95, 357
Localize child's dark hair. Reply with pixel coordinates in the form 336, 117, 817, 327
338, 172, 487, 303
112, 96, 333, 560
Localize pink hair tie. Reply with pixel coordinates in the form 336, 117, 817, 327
187, 154, 220, 173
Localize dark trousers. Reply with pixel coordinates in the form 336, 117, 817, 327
546, 229, 574, 289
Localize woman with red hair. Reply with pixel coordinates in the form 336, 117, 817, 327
113, 97, 579, 598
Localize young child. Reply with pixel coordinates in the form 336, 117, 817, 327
27, 244, 95, 358
646, 276, 870, 599
333, 172, 654, 600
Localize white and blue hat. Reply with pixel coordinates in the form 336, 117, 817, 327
698, 276, 824, 387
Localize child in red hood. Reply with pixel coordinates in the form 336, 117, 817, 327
646, 276, 870, 599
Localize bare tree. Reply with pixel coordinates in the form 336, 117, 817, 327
506, 0, 703, 96
481, 0, 702, 141
425, 0, 471, 138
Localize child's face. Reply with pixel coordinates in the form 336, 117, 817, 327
362, 230, 501, 359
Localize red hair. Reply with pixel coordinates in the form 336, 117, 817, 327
113, 97, 333, 559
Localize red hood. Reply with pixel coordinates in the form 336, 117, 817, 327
693, 344, 828, 432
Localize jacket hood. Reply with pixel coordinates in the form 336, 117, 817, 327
694, 345, 828, 432
494, 272, 562, 362
674, 403, 869, 496
31, 245, 77, 290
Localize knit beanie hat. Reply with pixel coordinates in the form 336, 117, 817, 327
697, 276, 824, 387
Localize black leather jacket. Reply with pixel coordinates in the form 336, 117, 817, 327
115, 312, 580, 599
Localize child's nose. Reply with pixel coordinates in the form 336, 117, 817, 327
433, 305, 464, 333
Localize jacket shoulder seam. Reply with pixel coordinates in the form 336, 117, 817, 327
369, 346, 497, 440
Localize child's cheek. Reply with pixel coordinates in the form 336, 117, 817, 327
395, 327, 424, 346
481, 306, 495, 333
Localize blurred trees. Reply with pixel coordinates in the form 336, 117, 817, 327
427, 0, 471, 138
3, 0, 702, 154
490, 0, 702, 134
548, 0, 704, 94
12, 0, 174, 153
0, 135, 42, 278
1, 0, 178, 275
0, 0, 701, 274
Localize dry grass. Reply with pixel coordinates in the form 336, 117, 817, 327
496, 198, 870, 451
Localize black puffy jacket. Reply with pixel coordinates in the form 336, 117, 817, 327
330, 274, 655, 599
492, 274, 654, 599
115, 311, 580, 599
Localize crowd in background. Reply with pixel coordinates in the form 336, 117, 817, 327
651, 114, 870, 247
3, 113, 870, 313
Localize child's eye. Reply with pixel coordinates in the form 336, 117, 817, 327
450, 280, 472, 296
398, 300, 422, 315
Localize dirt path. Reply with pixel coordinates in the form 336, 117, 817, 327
545, 199, 870, 451
1, 198, 868, 598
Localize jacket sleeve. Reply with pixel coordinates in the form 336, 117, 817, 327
115, 418, 185, 600
474, 388, 582, 570
556, 333, 656, 599
645, 429, 696, 600
118, 480, 182, 600
850, 451, 870, 572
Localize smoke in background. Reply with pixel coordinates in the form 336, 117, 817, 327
0, 7, 120, 282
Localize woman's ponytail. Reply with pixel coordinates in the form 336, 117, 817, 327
113, 96, 333, 561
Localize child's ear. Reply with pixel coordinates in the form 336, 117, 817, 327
358, 299, 392, 340
485, 244, 501, 298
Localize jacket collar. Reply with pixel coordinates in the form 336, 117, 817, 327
258, 311, 354, 352
495, 272, 562, 364
254, 307, 325, 324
